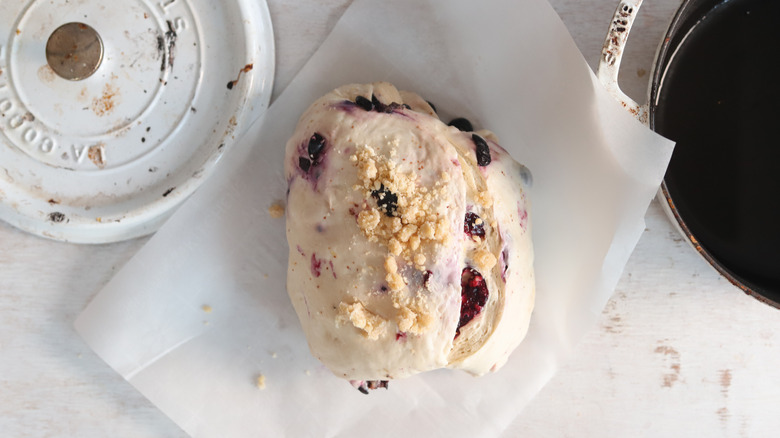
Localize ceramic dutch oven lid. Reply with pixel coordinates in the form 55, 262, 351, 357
0, 0, 274, 243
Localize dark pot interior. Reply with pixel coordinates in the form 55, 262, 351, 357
650, 0, 780, 308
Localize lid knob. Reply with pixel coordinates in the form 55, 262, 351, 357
45, 22, 103, 81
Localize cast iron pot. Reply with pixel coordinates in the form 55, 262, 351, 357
598, 0, 780, 308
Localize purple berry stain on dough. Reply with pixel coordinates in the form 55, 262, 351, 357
518, 200, 528, 231
457, 268, 489, 336
310, 254, 322, 277
464, 212, 485, 239
297, 245, 305, 257
473, 134, 491, 166
348, 203, 362, 219
499, 246, 509, 283
328, 260, 337, 279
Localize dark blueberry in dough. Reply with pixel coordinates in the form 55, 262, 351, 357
384, 102, 402, 113
367, 380, 389, 390
373, 95, 391, 112
358, 94, 401, 113
464, 212, 485, 238
472, 134, 491, 166
448, 117, 473, 132
402, 103, 411, 110
371, 94, 384, 111
355, 95, 373, 111
355, 380, 389, 394
457, 267, 489, 335
298, 157, 311, 172
422, 270, 433, 288
371, 184, 399, 217
308, 133, 326, 161
426, 100, 437, 113
519, 164, 533, 187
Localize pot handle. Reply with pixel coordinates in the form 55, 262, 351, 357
597, 0, 648, 124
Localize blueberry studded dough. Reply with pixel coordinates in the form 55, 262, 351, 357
284, 82, 535, 391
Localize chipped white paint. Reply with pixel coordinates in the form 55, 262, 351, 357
598, 0, 649, 124
2, 1, 779, 437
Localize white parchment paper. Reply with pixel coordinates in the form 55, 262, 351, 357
76, 0, 674, 436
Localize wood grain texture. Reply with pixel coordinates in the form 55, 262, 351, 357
510, 201, 780, 437
2, 0, 778, 437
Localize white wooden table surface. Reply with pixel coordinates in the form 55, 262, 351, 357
2, 1, 779, 437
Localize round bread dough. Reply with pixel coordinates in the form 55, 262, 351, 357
285, 82, 535, 382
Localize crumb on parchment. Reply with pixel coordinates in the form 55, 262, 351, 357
268, 202, 285, 218
256, 374, 266, 389
202, 304, 212, 313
